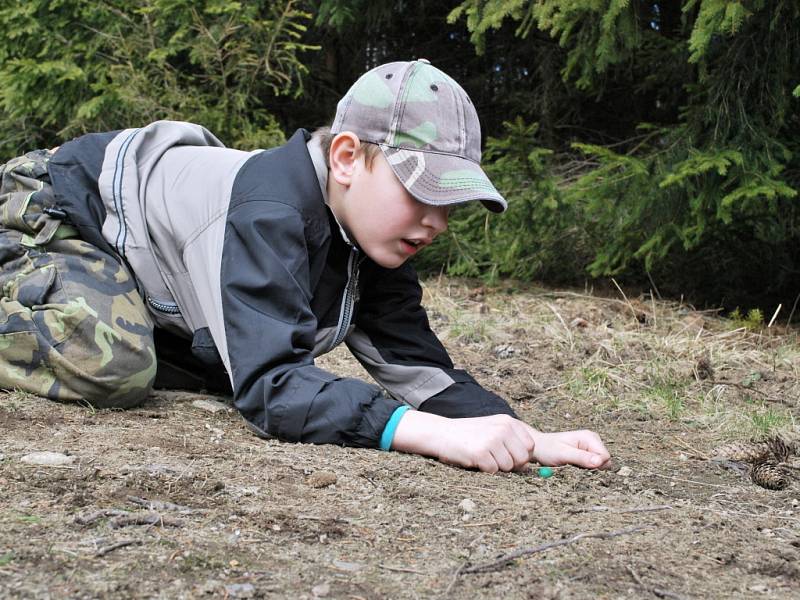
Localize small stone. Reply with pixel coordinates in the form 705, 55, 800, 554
227, 530, 241, 545
493, 344, 516, 359
307, 471, 337, 488
192, 399, 230, 414
312, 582, 330, 598
197, 579, 222, 595
458, 498, 476, 513
331, 560, 363, 572
617, 466, 633, 477
537, 467, 554, 478
223, 583, 255, 598
748, 584, 769, 594
20, 451, 75, 466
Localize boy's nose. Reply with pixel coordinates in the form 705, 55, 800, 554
422, 205, 449, 235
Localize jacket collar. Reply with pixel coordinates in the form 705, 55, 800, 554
305, 130, 357, 249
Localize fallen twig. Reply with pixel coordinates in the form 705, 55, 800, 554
568, 505, 672, 515
94, 539, 142, 557
460, 519, 509, 528
611, 278, 644, 324
444, 562, 467, 597
711, 380, 794, 405
462, 525, 648, 573
626, 565, 689, 600
74, 509, 129, 525
126, 495, 198, 514
378, 564, 426, 574
109, 512, 184, 529
671, 436, 711, 460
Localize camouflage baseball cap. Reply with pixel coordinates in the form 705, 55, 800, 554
331, 59, 507, 213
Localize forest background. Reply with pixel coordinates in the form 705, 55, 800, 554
0, 0, 797, 313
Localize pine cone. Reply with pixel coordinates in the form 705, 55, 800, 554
750, 462, 789, 490
711, 441, 771, 463
695, 354, 714, 381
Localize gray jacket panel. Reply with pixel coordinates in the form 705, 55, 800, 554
146, 145, 259, 373
97, 121, 225, 335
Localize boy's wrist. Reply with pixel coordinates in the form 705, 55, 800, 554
379, 405, 411, 450
389, 410, 449, 457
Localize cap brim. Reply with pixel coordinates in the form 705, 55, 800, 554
380, 145, 507, 213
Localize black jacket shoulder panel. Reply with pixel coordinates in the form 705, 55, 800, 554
231, 129, 330, 245
47, 130, 121, 256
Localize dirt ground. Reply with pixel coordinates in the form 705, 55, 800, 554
1, 278, 799, 599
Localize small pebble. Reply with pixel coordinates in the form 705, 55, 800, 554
307, 471, 337, 488
458, 498, 476, 513
493, 344, 516, 359
537, 467, 554, 478
20, 451, 75, 466
617, 466, 633, 477
224, 583, 255, 599
192, 399, 230, 414
331, 560, 363, 572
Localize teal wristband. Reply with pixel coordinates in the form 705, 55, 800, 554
379, 405, 411, 451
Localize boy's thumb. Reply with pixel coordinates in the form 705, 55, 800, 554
563, 447, 603, 469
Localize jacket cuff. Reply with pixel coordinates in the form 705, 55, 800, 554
418, 375, 516, 419
379, 405, 412, 450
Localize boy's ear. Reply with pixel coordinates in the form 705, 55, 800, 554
329, 132, 362, 186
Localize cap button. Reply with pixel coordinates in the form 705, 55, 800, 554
416, 58, 431, 65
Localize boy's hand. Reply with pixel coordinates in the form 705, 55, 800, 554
528, 429, 611, 470
436, 414, 537, 473
391, 411, 610, 474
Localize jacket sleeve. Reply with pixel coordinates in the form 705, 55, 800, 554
220, 200, 403, 447
348, 261, 516, 419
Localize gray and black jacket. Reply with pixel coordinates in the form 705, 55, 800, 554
46, 120, 514, 448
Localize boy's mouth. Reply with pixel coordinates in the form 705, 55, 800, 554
401, 238, 425, 254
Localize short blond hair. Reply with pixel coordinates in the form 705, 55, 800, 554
312, 126, 381, 171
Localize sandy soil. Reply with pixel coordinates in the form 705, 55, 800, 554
1, 279, 798, 599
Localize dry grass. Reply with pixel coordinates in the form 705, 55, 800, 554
420, 278, 799, 444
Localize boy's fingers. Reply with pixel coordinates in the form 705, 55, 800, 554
501, 439, 530, 471
476, 453, 500, 474
578, 430, 608, 453
558, 445, 606, 469
511, 421, 537, 453
490, 446, 515, 473
503, 427, 534, 463
564, 429, 610, 459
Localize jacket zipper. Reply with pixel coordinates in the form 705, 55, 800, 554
328, 247, 360, 351
147, 296, 181, 315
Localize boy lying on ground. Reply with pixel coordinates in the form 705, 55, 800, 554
0, 59, 610, 473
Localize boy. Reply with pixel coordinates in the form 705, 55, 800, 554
0, 60, 610, 473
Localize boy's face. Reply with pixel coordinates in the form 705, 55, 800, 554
339, 151, 449, 269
